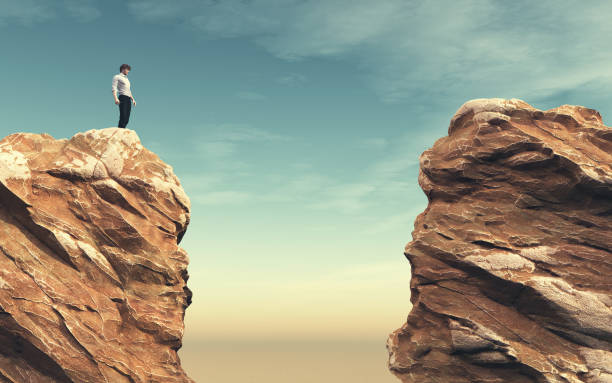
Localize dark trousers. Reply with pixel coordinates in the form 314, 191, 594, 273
118, 95, 132, 129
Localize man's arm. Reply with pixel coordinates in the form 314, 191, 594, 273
111, 76, 119, 104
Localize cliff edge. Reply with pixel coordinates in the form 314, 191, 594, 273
0, 128, 194, 382
388, 99, 612, 383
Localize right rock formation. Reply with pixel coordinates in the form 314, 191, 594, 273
387, 98, 612, 383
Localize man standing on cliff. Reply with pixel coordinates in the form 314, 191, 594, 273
112, 64, 136, 129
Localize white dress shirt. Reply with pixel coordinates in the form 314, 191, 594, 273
111, 73, 132, 98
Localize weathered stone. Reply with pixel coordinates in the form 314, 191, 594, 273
0, 128, 193, 382
388, 98, 612, 383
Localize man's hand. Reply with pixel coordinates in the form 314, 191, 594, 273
114, 98, 120, 105
132, 98, 136, 106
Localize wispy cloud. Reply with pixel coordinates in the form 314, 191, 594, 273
275, 73, 307, 86
181, 125, 424, 213
253, 171, 390, 215
0, 0, 100, 25
198, 141, 238, 160
259, 173, 331, 203
362, 210, 423, 235
366, 154, 420, 180
195, 123, 290, 167
308, 183, 376, 213
0, 0, 54, 25
207, 124, 290, 142
356, 137, 387, 150
235, 91, 268, 101
193, 190, 252, 205
126, 0, 612, 104
63, 0, 100, 23
180, 124, 295, 205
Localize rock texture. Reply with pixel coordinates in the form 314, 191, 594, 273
0, 128, 194, 382
387, 99, 612, 383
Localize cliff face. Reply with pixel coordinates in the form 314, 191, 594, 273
0, 128, 194, 382
388, 99, 612, 383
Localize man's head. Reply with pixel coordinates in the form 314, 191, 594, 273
119, 64, 131, 75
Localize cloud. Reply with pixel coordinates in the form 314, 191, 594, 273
177, 118, 425, 213
63, 0, 100, 23
0, 0, 54, 25
180, 173, 226, 191
290, 162, 313, 170
286, 131, 425, 215
0, 0, 100, 25
308, 183, 376, 213
176, 117, 428, 214
356, 137, 387, 150
366, 154, 420, 180
275, 73, 307, 86
183, 136, 421, 213
207, 124, 290, 142
235, 91, 268, 101
179, 124, 294, 205
126, 0, 189, 21
126, 0, 612, 104
255, 173, 381, 214
199, 141, 237, 159
178, 119, 428, 211
126, 0, 402, 59
193, 190, 252, 205
362, 210, 422, 235
253, 0, 404, 60
260, 173, 331, 203
194, 123, 290, 167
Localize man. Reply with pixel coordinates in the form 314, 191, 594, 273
112, 64, 136, 129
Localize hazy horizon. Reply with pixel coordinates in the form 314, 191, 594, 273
179, 339, 400, 382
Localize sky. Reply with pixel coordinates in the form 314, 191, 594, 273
2, 1, 612, 382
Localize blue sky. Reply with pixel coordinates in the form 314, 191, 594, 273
2, 0, 612, 347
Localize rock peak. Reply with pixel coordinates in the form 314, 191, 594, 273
449, 97, 604, 135
388, 99, 612, 382
0, 128, 194, 382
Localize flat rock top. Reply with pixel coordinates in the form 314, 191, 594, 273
0, 128, 194, 383
0, 127, 190, 211
388, 99, 612, 383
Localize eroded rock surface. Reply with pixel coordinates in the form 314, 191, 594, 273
388, 99, 612, 383
0, 128, 194, 382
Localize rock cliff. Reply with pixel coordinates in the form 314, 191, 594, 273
387, 99, 612, 383
0, 128, 194, 382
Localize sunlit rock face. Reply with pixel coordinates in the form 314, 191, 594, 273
0, 128, 194, 383
388, 99, 612, 383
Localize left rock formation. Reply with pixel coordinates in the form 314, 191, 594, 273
0, 128, 194, 383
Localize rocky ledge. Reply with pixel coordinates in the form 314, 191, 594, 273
0, 128, 194, 382
387, 99, 612, 383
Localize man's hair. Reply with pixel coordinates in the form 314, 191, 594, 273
119, 64, 131, 72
